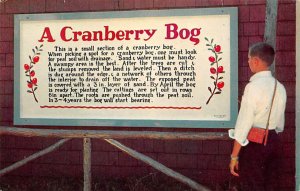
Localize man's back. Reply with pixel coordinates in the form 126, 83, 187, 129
246, 71, 287, 131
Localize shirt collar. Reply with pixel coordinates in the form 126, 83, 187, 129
249, 71, 272, 82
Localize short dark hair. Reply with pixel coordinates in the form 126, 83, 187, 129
249, 42, 275, 66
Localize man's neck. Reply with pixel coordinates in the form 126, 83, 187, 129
254, 64, 270, 73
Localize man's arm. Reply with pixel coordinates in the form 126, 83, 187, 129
229, 140, 242, 177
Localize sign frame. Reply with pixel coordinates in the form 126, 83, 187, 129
14, 7, 238, 128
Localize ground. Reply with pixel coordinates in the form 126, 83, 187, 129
0, 173, 199, 191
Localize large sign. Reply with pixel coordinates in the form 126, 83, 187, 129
14, 8, 238, 127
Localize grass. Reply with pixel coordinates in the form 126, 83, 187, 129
0, 173, 195, 191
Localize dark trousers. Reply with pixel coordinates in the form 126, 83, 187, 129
232, 130, 281, 191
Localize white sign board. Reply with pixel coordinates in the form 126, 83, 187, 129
14, 8, 238, 127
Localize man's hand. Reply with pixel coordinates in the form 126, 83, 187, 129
229, 158, 239, 177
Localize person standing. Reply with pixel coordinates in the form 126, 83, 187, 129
228, 42, 287, 190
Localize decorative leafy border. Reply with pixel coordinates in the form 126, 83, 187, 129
24, 44, 43, 103
205, 37, 225, 105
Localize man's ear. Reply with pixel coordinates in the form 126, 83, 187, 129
252, 56, 260, 66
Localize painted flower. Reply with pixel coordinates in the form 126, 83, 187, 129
32, 78, 37, 85
209, 56, 215, 62
33, 56, 40, 63
210, 67, 216, 74
217, 81, 224, 89
24, 64, 30, 71
30, 71, 35, 77
214, 45, 221, 52
27, 82, 33, 88
217, 66, 224, 73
